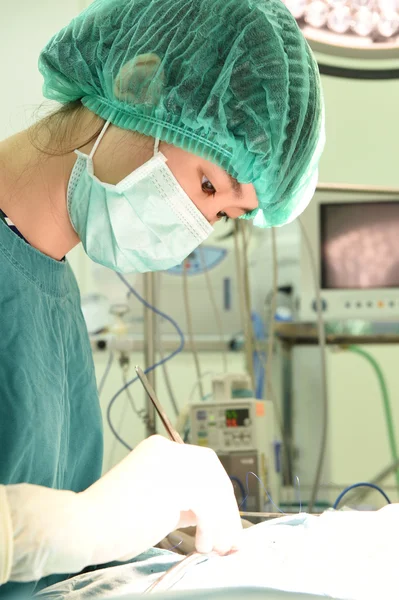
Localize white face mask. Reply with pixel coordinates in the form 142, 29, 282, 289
67, 121, 213, 273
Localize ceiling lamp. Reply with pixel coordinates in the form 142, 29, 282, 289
283, 0, 399, 55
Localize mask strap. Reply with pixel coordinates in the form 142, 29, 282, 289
154, 138, 160, 155
90, 120, 111, 159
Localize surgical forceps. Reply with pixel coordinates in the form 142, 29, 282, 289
135, 366, 184, 443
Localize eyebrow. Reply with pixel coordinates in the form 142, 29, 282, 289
227, 174, 253, 215
227, 173, 242, 198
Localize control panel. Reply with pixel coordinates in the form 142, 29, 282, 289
189, 398, 273, 454
311, 297, 399, 314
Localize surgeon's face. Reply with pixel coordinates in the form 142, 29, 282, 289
160, 143, 259, 225
80, 122, 259, 225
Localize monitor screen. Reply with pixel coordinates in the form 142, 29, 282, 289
225, 408, 249, 427
320, 201, 399, 290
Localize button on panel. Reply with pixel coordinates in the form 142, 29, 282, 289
343, 300, 398, 310
312, 299, 327, 312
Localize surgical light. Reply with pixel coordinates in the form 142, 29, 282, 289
305, 1, 330, 28
327, 6, 352, 33
377, 12, 399, 36
352, 7, 376, 36
283, 0, 399, 50
285, 0, 307, 19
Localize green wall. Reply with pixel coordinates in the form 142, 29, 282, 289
317, 64, 399, 187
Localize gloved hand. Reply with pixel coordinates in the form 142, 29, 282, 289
4, 435, 242, 583
81, 435, 243, 561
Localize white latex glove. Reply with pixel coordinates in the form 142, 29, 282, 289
0, 486, 13, 584
81, 435, 243, 561
3, 436, 242, 583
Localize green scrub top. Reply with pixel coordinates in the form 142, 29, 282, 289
0, 218, 103, 597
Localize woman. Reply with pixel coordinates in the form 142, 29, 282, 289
0, 0, 324, 595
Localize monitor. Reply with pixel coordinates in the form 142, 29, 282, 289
300, 188, 399, 321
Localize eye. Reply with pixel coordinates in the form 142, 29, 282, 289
201, 175, 216, 196
217, 211, 230, 222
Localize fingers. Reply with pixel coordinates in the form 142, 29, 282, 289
135, 438, 244, 556
175, 446, 243, 555
194, 508, 243, 555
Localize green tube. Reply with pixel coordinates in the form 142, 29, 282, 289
347, 345, 399, 493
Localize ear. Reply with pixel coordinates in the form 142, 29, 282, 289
114, 53, 164, 105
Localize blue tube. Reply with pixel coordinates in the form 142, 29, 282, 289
106, 273, 185, 451
333, 482, 391, 510
251, 311, 266, 399
230, 476, 247, 511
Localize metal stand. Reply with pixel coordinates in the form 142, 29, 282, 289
143, 272, 157, 436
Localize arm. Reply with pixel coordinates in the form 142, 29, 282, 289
0, 486, 12, 584
2, 484, 93, 583
1, 436, 242, 583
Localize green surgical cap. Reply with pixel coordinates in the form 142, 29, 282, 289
39, 0, 325, 228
